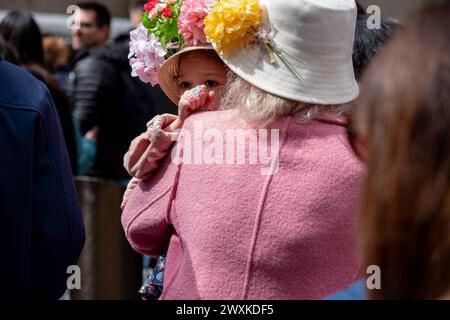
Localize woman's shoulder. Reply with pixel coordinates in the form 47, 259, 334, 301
282, 115, 363, 175
182, 109, 250, 131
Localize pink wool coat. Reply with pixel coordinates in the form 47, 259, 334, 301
122, 109, 363, 300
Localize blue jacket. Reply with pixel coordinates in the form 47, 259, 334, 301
0, 60, 85, 299
325, 279, 368, 300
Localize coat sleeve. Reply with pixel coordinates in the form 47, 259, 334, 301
71, 56, 117, 134
121, 149, 180, 258
30, 88, 86, 299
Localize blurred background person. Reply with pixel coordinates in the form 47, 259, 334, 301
0, 34, 19, 64
70, 1, 110, 52
329, 1, 450, 299
43, 35, 72, 93
0, 52, 85, 300
128, 0, 146, 28
0, 35, 4, 59
70, 2, 122, 179
0, 11, 78, 175
353, 1, 401, 81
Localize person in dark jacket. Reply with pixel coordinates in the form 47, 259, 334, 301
0, 57, 85, 300
70, 2, 175, 180
106, 34, 177, 143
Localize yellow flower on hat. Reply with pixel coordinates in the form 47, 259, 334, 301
204, 0, 261, 54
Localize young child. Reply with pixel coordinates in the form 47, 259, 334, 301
122, 0, 227, 299
122, 48, 228, 208
122, 0, 227, 206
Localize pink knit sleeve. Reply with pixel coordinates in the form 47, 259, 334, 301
121, 152, 179, 257
123, 114, 180, 180
120, 177, 140, 209
121, 114, 180, 209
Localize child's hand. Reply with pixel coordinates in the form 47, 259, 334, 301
146, 113, 182, 138
178, 85, 215, 123
152, 113, 181, 134
124, 114, 181, 179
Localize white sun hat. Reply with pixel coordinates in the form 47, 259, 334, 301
205, 0, 359, 105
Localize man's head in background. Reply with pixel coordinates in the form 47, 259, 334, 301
71, 2, 111, 51
129, 0, 146, 28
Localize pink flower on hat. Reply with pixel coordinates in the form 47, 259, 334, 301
178, 0, 215, 46
162, 7, 173, 18
144, 0, 159, 12
148, 8, 158, 19
129, 59, 160, 85
129, 26, 167, 85
155, 3, 167, 12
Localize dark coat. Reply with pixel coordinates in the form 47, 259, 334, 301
0, 60, 85, 299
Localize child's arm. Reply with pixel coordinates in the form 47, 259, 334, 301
122, 154, 177, 257
121, 114, 180, 209
121, 86, 215, 209
123, 113, 180, 180
121, 177, 140, 209
124, 86, 214, 180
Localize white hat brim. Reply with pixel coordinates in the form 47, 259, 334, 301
218, 43, 360, 105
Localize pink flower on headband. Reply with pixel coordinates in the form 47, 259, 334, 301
130, 59, 160, 85
178, 0, 214, 46
162, 7, 173, 18
129, 26, 167, 86
144, 0, 159, 12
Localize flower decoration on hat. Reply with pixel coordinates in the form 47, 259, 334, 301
204, 0, 305, 85
129, 0, 214, 85
178, 0, 215, 46
129, 27, 167, 85
204, 0, 261, 54
142, 0, 183, 48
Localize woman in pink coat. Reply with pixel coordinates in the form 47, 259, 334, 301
122, 0, 362, 299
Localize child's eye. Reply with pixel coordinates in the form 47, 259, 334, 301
205, 80, 219, 88
179, 82, 191, 90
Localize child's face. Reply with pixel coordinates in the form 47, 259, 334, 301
177, 50, 228, 107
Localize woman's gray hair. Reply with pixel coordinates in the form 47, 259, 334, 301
220, 72, 347, 124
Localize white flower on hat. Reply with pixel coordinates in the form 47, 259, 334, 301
129, 26, 167, 85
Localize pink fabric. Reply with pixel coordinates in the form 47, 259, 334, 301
122, 109, 363, 300
123, 114, 179, 180
121, 114, 179, 208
